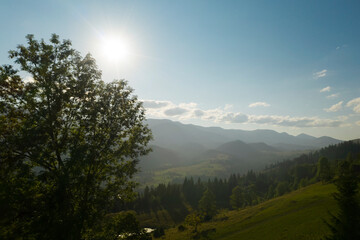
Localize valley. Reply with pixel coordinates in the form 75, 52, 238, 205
138, 119, 341, 186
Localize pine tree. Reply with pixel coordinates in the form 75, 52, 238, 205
324, 160, 360, 240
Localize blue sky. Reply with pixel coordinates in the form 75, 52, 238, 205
1, 0, 360, 140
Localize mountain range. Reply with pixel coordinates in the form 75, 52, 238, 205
146, 119, 341, 151
138, 119, 342, 183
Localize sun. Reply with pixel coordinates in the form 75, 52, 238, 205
101, 36, 131, 63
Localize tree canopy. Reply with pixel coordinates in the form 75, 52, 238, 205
0, 34, 152, 239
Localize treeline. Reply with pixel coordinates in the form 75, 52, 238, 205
266, 139, 360, 170
114, 141, 360, 223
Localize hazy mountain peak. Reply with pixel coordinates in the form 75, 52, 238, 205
296, 133, 316, 139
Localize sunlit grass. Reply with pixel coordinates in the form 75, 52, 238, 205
163, 183, 336, 240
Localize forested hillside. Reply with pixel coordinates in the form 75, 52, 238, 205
117, 140, 360, 230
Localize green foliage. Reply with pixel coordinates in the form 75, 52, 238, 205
83, 212, 151, 240
131, 144, 360, 226
163, 183, 337, 240
299, 178, 309, 188
324, 160, 360, 240
199, 188, 217, 220
317, 157, 332, 183
275, 181, 289, 196
185, 212, 203, 233
132, 141, 360, 221
230, 186, 243, 209
0, 34, 151, 239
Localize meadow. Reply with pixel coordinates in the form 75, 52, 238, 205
162, 183, 337, 240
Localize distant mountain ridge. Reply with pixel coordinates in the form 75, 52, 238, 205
138, 119, 342, 173
217, 140, 260, 158
146, 118, 342, 151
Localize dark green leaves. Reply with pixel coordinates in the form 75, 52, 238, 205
0, 34, 152, 239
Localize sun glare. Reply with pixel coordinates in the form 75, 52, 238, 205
101, 36, 131, 63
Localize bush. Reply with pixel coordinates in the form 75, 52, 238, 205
153, 227, 165, 238
178, 225, 186, 232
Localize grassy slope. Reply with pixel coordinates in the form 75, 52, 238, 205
163, 183, 337, 240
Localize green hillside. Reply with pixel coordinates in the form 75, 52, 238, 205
162, 183, 337, 240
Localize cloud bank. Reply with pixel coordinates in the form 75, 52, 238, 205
142, 99, 346, 128
142, 100, 170, 109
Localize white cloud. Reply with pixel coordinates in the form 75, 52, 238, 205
346, 97, 360, 106
320, 86, 331, 92
24, 76, 35, 83
179, 102, 197, 109
347, 97, 360, 113
201, 108, 224, 122
164, 107, 188, 116
248, 102, 270, 108
327, 93, 339, 99
356, 121, 360, 126
142, 100, 170, 109
313, 69, 327, 79
248, 115, 343, 128
324, 101, 343, 112
354, 106, 360, 113
143, 99, 346, 128
220, 112, 248, 123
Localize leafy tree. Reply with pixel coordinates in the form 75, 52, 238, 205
324, 160, 360, 240
0, 34, 152, 239
185, 212, 203, 233
317, 157, 332, 183
299, 178, 309, 188
230, 185, 243, 209
83, 212, 151, 240
275, 181, 289, 196
198, 188, 217, 220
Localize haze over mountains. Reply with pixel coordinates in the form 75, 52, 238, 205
139, 119, 342, 177
147, 118, 341, 150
